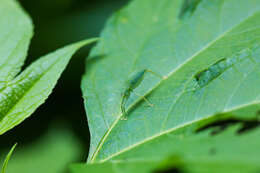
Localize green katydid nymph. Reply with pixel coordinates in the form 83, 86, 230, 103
121, 69, 162, 120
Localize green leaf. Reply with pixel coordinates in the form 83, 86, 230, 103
0, 39, 97, 134
0, 0, 33, 88
0, 0, 98, 134
0, 38, 98, 135
0, 120, 86, 173
70, 121, 260, 173
70, 162, 156, 173
82, 0, 260, 163
1, 143, 17, 173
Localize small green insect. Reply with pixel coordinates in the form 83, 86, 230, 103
121, 69, 162, 119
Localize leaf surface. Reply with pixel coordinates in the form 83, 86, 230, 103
0, 0, 33, 88
0, 38, 97, 134
70, 116, 260, 173
82, 0, 260, 162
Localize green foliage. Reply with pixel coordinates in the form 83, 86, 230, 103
70, 121, 260, 173
80, 0, 260, 171
0, 38, 97, 135
1, 143, 16, 173
2, 0, 260, 172
0, 0, 98, 135
0, 0, 33, 84
1, 121, 86, 173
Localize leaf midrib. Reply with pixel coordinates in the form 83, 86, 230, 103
102, 101, 260, 162
90, 10, 260, 162
0, 51, 68, 133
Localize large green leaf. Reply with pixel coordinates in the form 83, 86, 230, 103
70, 116, 260, 173
71, 103, 260, 172
82, 0, 260, 162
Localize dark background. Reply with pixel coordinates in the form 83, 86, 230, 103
0, 0, 128, 170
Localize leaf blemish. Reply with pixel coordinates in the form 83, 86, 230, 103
209, 148, 217, 155
179, 0, 202, 19
196, 118, 260, 135
153, 156, 183, 173
194, 48, 252, 89
153, 167, 181, 173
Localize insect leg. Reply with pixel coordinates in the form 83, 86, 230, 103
120, 90, 130, 120
132, 91, 154, 107
145, 69, 164, 79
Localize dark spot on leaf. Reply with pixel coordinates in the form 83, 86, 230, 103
197, 119, 238, 135
154, 156, 184, 173
256, 110, 260, 115
209, 148, 217, 155
179, 0, 202, 19
238, 121, 260, 134
196, 118, 260, 135
154, 167, 181, 173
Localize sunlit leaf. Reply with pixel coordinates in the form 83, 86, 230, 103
82, 0, 260, 164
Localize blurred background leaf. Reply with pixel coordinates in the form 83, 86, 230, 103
0, 0, 128, 172
1, 118, 86, 173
